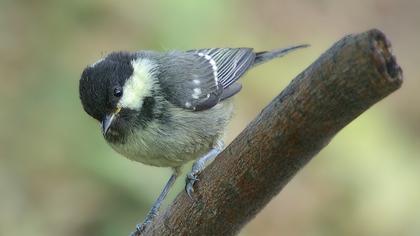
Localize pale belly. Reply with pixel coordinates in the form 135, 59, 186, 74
108, 101, 233, 167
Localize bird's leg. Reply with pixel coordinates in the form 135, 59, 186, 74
131, 167, 180, 236
185, 140, 224, 198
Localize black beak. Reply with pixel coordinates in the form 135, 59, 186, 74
101, 114, 115, 135
101, 107, 121, 135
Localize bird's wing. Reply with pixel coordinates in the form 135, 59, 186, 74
158, 48, 255, 111
188, 48, 255, 88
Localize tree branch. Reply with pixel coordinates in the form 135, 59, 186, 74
142, 29, 403, 236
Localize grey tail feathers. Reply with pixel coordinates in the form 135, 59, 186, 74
254, 44, 310, 66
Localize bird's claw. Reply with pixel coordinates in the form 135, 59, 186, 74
130, 219, 152, 236
185, 172, 199, 199
131, 222, 146, 236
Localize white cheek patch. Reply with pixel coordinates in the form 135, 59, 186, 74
118, 58, 157, 110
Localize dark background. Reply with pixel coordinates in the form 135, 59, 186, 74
1, 0, 419, 235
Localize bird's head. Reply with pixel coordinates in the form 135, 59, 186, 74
79, 52, 158, 143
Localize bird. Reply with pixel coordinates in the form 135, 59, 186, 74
79, 44, 308, 235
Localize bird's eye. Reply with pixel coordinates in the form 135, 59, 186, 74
113, 87, 123, 97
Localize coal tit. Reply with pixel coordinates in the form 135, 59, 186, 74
79, 45, 308, 234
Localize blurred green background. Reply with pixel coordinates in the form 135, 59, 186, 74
1, 0, 419, 235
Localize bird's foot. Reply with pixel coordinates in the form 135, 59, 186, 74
185, 171, 200, 199
130, 208, 157, 236
130, 222, 148, 236
185, 140, 224, 199
129, 169, 179, 236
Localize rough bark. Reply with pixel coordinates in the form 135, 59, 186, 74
141, 29, 403, 236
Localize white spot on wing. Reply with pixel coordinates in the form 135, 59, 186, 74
193, 79, 200, 85
185, 102, 192, 108
197, 53, 218, 86
118, 58, 157, 110
192, 88, 202, 99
